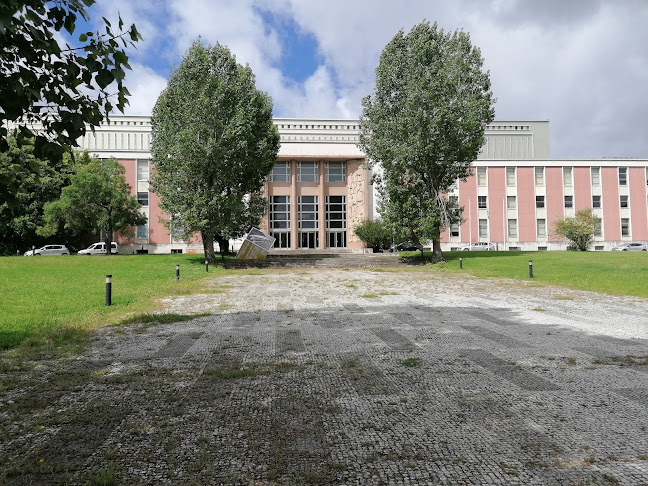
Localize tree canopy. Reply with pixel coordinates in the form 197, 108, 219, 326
359, 21, 495, 261
554, 209, 599, 251
0, 0, 141, 207
151, 40, 280, 263
39, 154, 146, 254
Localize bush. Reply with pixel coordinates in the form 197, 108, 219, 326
353, 219, 392, 252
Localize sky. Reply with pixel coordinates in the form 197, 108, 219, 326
71, 0, 648, 159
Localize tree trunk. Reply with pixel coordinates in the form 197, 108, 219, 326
215, 235, 229, 259
431, 224, 444, 263
202, 232, 216, 264
105, 224, 113, 255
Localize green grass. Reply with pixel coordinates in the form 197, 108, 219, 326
430, 250, 648, 298
0, 254, 224, 350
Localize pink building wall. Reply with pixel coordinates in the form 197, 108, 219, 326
517, 167, 536, 241
545, 167, 564, 241
487, 167, 505, 242
573, 166, 592, 211
458, 171, 478, 242
601, 167, 620, 240
629, 167, 648, 239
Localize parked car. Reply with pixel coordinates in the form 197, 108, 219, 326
460, 242, 496, 251
389, 241, 421, 252
23, 245, 70, 256
77, 242, 119, 255
611, 242, 647, 251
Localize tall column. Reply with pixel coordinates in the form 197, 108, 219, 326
319, 161, 326, 249
291, 161, 299, 249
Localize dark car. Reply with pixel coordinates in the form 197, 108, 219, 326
389, 241, 420, 252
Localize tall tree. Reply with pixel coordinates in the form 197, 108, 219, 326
359, 21, 495, 262
39, 154, 146, 254
554, 209, 599, 251
0, 0, 141, 208
150, 40, 280, 263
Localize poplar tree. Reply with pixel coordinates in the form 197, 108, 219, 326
359, 21, 495, 262
151, 41, 280, 263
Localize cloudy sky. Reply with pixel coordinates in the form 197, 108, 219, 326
73, 0, 647, 159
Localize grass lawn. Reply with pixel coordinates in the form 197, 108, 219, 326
0, 254, 224, 350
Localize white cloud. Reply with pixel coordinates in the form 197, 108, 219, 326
122, 63, 169, 115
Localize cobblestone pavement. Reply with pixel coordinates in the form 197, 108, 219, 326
2, 269, 648, 485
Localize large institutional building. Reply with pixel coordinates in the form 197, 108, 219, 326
71, 115, 647, 253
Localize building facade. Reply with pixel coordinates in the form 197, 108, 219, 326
31, 115, 648, 253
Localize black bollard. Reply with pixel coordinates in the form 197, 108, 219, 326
205, 259, 209, 272
528, 260, 534, 278
176, 264, 180, 281
105, 275, 112, 306
459, 257, 463, 269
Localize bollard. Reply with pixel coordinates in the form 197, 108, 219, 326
459, 257, 463, 269
105, 275, 112, 306
528, 260, 534, 278
176, 264, 180, 281
205, 259, 209, 273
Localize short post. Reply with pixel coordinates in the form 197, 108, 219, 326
32, 245, 35, 256
205, 259, 209, 272
459, 257, 463, 269
105, 275, 112, 306
528, 260, 534, 278
176, 264, 180, 281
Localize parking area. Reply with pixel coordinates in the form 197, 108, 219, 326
2, 269, 648, 484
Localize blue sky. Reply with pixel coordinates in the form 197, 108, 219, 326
66, 0, 648, 159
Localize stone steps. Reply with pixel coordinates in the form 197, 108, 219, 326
223, 253, 421, 269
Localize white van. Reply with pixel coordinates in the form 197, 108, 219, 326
78, 242, 119, 255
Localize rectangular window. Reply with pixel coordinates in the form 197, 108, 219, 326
620, 195, 629, 208
507, 195, 516, 210
506, 167, 516, 186
478, 219, 488, 238
478, 195, 487, 209
535, 167, 544, 186
563, 167, 573, 186
594, 218, 602, 237
592, 195, 601, 208
298, 162, 318, 182
537, 219, 546, 237
564, 195, 573, 208
298, 195, 318, 230
477, 167, 487, 186
591, 167, 600, 186
619, 167, 627, 186
136, 224, 148, 239
621, 218, 630, 236
536, 195, 545, 208
507, 219, 518, 238
270, 162, 290, 182
270, 196, 290, 230
326, 195, 347, 248
136, 160, 149, 181
325, 162, 345, 182
137, 192, 149, 206
450, 223, 459, 237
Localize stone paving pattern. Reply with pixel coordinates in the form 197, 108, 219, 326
2, 269, 648, 485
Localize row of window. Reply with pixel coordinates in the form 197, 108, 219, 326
475, 194, 640, 210
476, 166, 647, 187
270, 162, 346, 183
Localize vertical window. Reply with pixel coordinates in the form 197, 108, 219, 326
270, 162, 290, 182
450, 223, 460, 237
592, 195, 601, 208
137, 192, 149, 206
535, 167, 544, 186
478, 195, 487, 209
591, 167, 600, 186
298, 162, 318, 182
507, 196, 516, 209
477, 167, 487, 186
478, 219, 488, 238
325, 162, 345, 182
536, 195, 545, 208
506, 167, 516, 186
507, 219, 518, 238
298, 196, 319, 248
594, 218, 602, 237
537, 219, 546, 237
136, 223, 148, 239
621, 218, 630, 236
326, 195, 347, 248
563, 167, 573, 186
620, 195, 629, 208
137, 159, 149, 181
564, 195, 573, 208
618, 167, 627, 186
270, 196, 291, 248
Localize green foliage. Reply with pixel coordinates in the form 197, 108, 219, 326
151, 40, 280, 263
0, 0, 141, 207
39, 153, 146, 253
353, 219, 393, 251
359, 21, 495, 262
553, 209, 598, 251
0, 138, 78, 255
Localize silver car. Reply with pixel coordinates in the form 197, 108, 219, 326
460, 242, 496, 251
612, 242, 647, 251
24, 245, 70, 256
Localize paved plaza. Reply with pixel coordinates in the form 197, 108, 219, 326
2, 269, 648, 484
